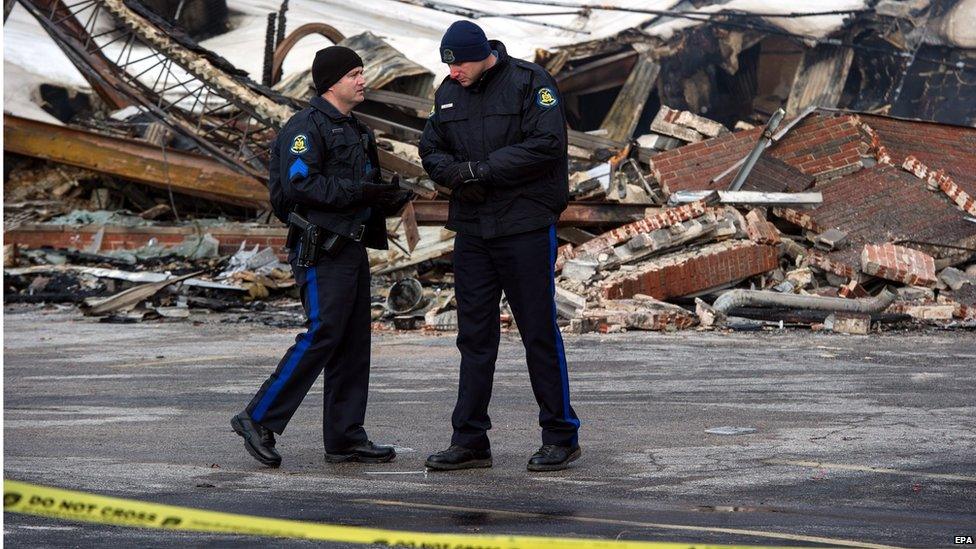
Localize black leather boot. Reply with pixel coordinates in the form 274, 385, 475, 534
324, 441, 396, 463
231, 411, 282, 468
425, 445, 492, 471
527, 444, 580, 472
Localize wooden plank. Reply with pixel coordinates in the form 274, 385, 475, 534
377, 148, 427, 179
785, 44, 854, 117
600, 48, 660, 142
400, 201, 420, 252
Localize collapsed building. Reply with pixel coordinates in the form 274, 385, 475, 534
3, 0, 976, 332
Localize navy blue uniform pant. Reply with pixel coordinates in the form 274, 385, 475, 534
451, 225, 580, 450
246, 241, 371, 452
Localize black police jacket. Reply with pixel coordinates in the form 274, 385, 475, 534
420, 40, 569, 239
269, 96, 388, 250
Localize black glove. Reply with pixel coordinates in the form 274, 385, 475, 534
361, 182, 400, 206
446, 161, 490, 189
381, 189, 416, 216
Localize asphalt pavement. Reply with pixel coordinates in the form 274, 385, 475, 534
3, 305, 975, 548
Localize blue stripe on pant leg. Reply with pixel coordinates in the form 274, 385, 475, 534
251, 266, 321, 422
548, 225, 581, 442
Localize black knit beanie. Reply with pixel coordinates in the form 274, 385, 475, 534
312, 46, 364, 96
440, 20, 491, 64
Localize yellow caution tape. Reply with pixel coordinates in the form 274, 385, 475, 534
3, 479, 787, 549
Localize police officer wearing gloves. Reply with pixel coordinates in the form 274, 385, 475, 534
420, 21, 581, 472
232, 46, 412, 468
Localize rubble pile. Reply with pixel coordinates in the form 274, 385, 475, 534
4, 0, 975, 334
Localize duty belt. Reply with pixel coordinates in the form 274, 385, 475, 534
289, 212, 366, 242
287, 211, 364, 267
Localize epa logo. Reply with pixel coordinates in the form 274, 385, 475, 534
955, 536, 974, 544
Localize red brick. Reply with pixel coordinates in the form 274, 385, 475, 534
599, 240, 779, 300
860, 243, 937, 287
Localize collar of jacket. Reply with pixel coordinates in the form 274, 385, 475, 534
468, 40, 509, 93
310, 96, 352, 122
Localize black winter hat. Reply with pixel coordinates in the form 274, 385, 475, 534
312, 46, 364, 96
439, 20, 491, 64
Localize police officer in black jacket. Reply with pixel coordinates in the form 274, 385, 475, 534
420, 21, 581, 472
232, 46, 411, 468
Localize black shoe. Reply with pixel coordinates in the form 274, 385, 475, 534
527, 444, 580, 472
231, 412, 281, 468
425, 444, 492, 471
324, 441, 396, 463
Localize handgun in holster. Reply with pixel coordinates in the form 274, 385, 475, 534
288, 211, 344, 267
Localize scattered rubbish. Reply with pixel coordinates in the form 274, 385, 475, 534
387, 278, 427, 315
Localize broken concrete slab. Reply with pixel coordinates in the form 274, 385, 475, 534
938, 266, 975, 291
785, 268, 814, 290
554, 286, 587, 320
636, 132, 683, 151
694, 297, 722, 329
562, 258, 600, 282
581, 297, 697, 333
813, 228, 848, 251
887, 303, 956, 321
673, 109, 729, 138
824, 312, 871, 335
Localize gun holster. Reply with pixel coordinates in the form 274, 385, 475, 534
287, 211, 345, 267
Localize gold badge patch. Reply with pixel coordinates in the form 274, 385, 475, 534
290, 134, 308, 154
537, 87, 557, 108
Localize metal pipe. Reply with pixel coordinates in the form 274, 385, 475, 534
728, 108, 785, 192
713, 287, 897, 315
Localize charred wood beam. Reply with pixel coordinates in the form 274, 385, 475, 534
786, 44, 854, 116
376, 149, 427, 179
555, 50, 638, 96
4, 116, 268, 207
600, 47, 660, 142
364, 89, 431, 115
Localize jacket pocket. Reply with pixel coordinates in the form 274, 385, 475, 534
324, 129, 362, 179
484, 102, 522, 152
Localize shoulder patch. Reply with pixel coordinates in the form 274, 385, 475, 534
289, 134, 308, 155
428, 104, 435, 118
536, 87, 558, 108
